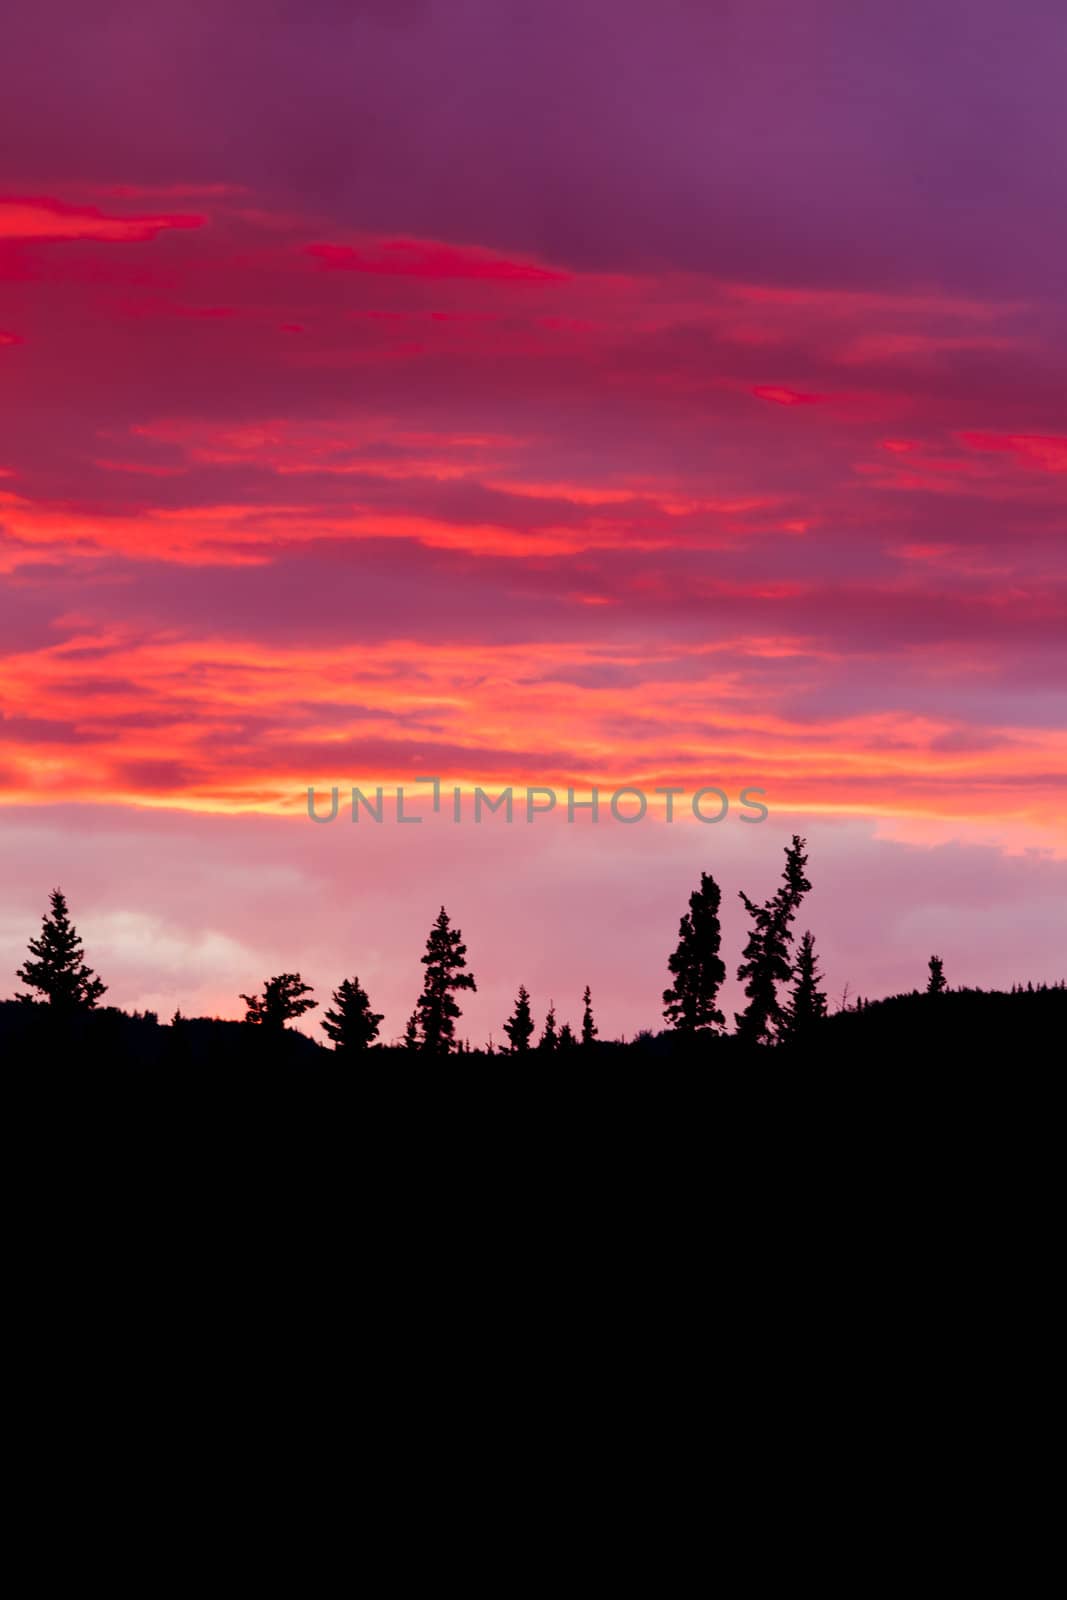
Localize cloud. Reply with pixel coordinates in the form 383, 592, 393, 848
307, 239, 568, 282
959, 432, 1067, 473
752, 386, 825, 406
0, 194, 203, 242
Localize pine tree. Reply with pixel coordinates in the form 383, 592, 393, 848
581, 985, 598, 1048
241, 973, 317, 1030
539, 1001, 559, 1053
503, 984, 535, 1054
558, 1022, 576, 1050
927, 955, 947, 995
780, 931, 828, 1046
17, 888, 107, 1010
416, 906, 477, 1055
321, 976, 384, 1053
663, 870, 726, 1033
735, 835, 811, 1045
403, 1011, 420, 1050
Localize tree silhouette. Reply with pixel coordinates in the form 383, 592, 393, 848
321, 976, 383, 1053
416, 906, 476, 1055
503, 984, 535, 1053
6, 864, 1064, 1068
581, 985, 598, 1047
241, 973, 317, 1030
735, 835, 811, 1045
663, 870, 726, 1034
780, 931, 828, 1045
539, 1001, 559, 1053
17, 888, 107, 1010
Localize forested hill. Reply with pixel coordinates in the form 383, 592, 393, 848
2, 984, 1063, 1066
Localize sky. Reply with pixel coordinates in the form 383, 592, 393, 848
2, 1, 1065, 1039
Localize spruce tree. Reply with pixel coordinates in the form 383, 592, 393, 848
403, 1011, 420, 1050
780, 931, 828, 1046
503, 984, 535, 1054
558, 1022, 576, 1051
416, 906, 476, 1055
241, 973, 317, 1030
735, 835, 811, 1045
321, 976, 384, 1053
581, 985, 598, 1048
539, 1002, 559, 1053
663, 871, 726, 1033
927, 955, 947, 995
17, 889, 107, 1010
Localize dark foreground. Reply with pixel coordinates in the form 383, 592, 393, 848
2, 984, 1063, 1065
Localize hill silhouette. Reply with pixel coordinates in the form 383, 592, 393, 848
3, 984, 1064, 1067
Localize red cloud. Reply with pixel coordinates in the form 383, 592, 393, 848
0, 195, 203, 242
752, 386, 825, 406
306, 238, 568, 282
959, 432, 1067, 473
0, 184, 1063, 862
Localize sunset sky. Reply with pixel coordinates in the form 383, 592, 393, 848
2, 2, 1065, 1038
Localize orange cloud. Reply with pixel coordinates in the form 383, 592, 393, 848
0, 185, 1063, 862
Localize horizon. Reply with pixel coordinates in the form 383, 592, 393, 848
3, 806, 1064, 1043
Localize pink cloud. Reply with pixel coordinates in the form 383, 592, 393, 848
1, 807, 1064, 1040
